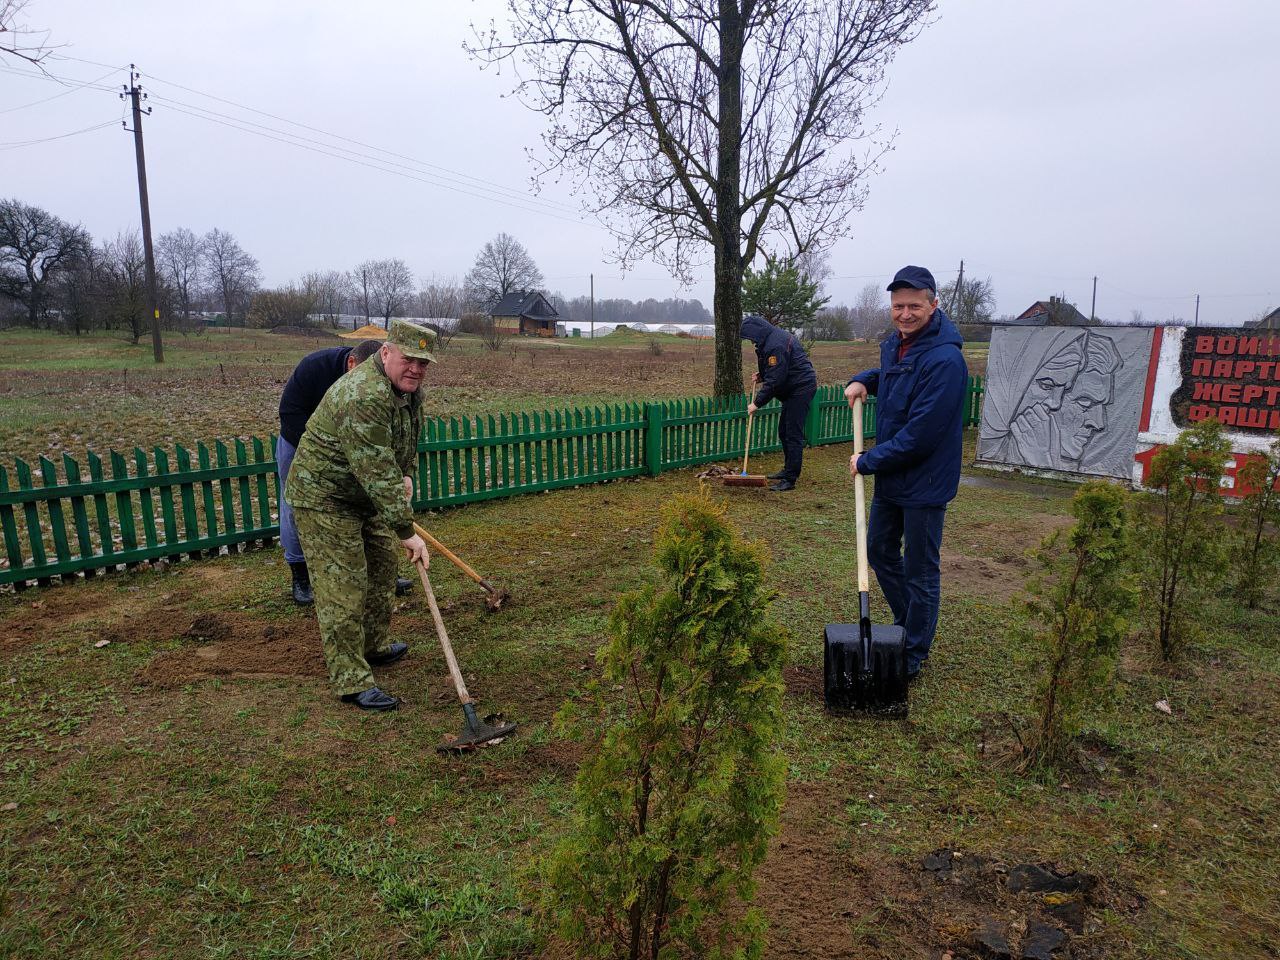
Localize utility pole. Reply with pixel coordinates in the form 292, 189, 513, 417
951, 259, 964, 315
590, 272, 595, 340
1194, 294, 1200, 327
1090, 275, 1097, 322
121, 65, 163, 363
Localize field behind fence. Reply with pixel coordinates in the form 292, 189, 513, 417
1, 379, 984, 587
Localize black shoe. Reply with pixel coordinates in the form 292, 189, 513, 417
289, 561, 313, 606
394, 577, 413, 597
367, 642, 408, 666
766, 471, 787, 480
769, 479, 796, 492
340, 687, 400, 711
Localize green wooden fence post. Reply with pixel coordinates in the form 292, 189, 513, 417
0, 465, 26, 586
109, 451, 140, 566
38, 457, 72, 570
645, 402, 664, 475
804, 388, 823, 447
62, 454, 94, 576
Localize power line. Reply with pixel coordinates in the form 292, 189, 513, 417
154, 99, 590, 225
0, 66, 122, 114
7, 59, 588, 221
145, 91, 584, 220
47, 52, 129, 71
137, 69, 584, 215
0, 119, 118, 150
0, 63, 119, 92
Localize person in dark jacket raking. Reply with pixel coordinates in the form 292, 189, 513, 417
277, 338, 413, 605
845, 266, 968, 680
742, 314, 819, 492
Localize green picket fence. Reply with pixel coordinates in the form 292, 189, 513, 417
1, 377, 982, 588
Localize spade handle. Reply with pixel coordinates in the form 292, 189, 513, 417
415, 559, 473, 707
853, 397, 870, 595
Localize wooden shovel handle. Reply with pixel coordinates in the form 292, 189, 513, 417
412, 521, 490, 590
852, 397, 870, 594
415, 559, 473, 706
741, 408, 755, 475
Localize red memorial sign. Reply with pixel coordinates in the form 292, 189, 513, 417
1173, 331, 1280, 432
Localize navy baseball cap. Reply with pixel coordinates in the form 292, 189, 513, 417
887, 265, 937, 293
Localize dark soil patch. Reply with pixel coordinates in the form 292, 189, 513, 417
783, 664, 824, 703
756, 786, 1137, 959
137, 613, 325, 686
942, 551, 1028, 601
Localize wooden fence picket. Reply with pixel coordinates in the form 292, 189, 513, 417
1, 379, 983, 586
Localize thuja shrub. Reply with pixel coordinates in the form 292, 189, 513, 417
1020, 480, 1134, 769
1234, 433, 1280, 610
1133, 417, 1232, 661
542, 493, 787, 960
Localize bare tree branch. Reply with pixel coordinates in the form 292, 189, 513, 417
469, 0, 935, 395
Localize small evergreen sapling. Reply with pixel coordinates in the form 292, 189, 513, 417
1133, 418, 1233, 661
542, 493, 787, 960
1021, 480, 1134, 769
1234, 433, 1280, 610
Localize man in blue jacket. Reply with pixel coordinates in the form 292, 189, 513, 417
845, 266, 968, 679
277, 338, 414, 604
742, 314, 818, 492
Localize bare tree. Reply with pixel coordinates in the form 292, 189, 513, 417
362, 258, 414, 327
940, 274, 996, 326
99, 232, 148, 343
472, 1, 934, 395
463, 232, 544, 309
301, 270, 351, 326
0, 1, 53, 67
156, 227, 203, 325
202, 228, 261, 327
0, 198, 91, 328
247, 285, 318, 329
809, 304, 853, 342
349, 262, 374, 326
54, 244, 104, 336
850, 282, 889, 340
418, 275, 464, 350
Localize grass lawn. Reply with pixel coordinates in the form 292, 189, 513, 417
0, 327, 986, 465
1, 428, 1276, 958
3, 328, 1270, 958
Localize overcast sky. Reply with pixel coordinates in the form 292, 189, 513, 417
3, 0, 1276, 325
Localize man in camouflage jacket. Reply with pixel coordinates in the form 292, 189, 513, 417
287, 319, 435, 711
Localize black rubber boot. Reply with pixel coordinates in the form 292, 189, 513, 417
290, 561, 314, 606
394, 576, 413, 597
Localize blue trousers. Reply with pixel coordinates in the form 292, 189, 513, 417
275, 435, 305, 564
866, 496, 946, 673
776, 383, 817, 482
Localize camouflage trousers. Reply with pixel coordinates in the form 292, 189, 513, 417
293, 506, 401, 696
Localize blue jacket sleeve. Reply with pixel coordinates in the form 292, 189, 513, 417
849, 369, 880, 395
753, 340, 792, 406
858, 356, 966, 476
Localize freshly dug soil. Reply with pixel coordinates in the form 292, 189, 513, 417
138, 612, 326, 686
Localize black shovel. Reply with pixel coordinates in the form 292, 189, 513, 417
823, 397, 909, 715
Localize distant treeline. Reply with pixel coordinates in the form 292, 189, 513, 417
550, 295, 712, 327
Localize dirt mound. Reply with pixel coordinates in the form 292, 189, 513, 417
759, 788, 1134, 958
270, 325, 338, 338
138, 613, 325, 687
942, 550, 1028, 601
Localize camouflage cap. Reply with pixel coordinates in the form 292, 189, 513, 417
386, 319, 437, 362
